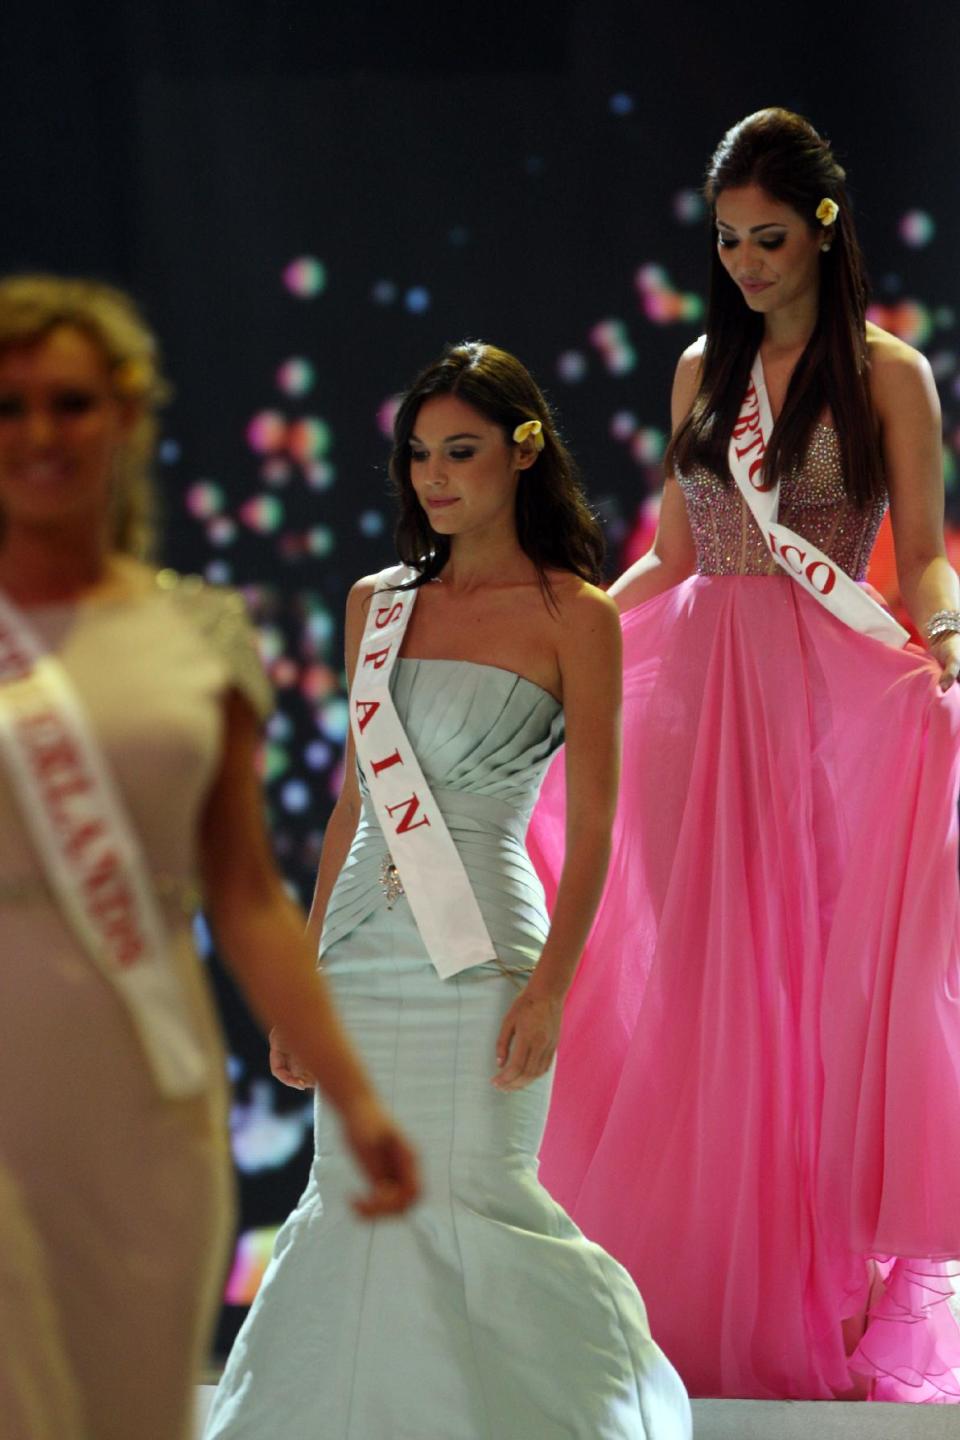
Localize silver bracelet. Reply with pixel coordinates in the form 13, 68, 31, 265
925, 609, 960, 644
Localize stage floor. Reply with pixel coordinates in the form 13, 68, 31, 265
195, 1386, 959, 1437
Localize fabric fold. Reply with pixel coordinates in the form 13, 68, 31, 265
529, 574, 960, 1400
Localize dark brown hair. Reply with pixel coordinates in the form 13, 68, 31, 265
389, 340, 604, 588
666, 108, 884, 506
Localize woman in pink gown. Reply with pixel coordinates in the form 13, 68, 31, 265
528, 108, 960, 1402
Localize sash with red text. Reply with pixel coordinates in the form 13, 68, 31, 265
0, 592, 208, 1097
729, 353, 909, 647
351, 564, 498, 979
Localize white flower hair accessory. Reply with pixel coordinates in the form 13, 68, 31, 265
513, 419, 545, 451
816, 198, 839, 227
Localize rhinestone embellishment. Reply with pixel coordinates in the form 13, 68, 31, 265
378, 854, 405, 908
676, 428, 887, 580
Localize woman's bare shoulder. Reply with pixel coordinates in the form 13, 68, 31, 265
671, 337, 706, 425
866, 322, 938, 419
677, 334, 706, 371
867, 321, 929, 374
348, 569, 406, 616
544, 571, 619, 630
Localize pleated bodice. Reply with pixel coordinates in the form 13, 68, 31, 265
321, 658, 565, 967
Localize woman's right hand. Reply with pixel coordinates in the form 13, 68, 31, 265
269, 1026, 317, 1090
491, 980, 565, 1091
339, 1093, 422, 1218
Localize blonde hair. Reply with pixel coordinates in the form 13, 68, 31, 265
0, 274, 170, 558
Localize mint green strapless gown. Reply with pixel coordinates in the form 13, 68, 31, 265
205, 660, 690, 1440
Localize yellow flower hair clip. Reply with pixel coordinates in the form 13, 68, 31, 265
513, 419, 545, 452
815, 198, 839, 227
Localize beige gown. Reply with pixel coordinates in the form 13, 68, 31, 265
0, 572, 271, 1440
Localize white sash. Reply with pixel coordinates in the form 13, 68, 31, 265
351, 564, 498, 979
729, 354, 909, 648
0, 592, 208, 1097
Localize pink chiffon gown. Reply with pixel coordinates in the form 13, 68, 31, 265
528, 424, 960, 1401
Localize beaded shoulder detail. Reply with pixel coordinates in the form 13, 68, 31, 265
154, 570, 273, 720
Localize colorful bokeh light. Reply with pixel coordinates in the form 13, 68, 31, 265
318, 696, 349, 743
306, 525, 334, 557
282, 256, 327, 298
305, 460, 336, 490
288, 417, 333, 464
610, 411, 639, 442
229, 1080, 312, 1175
404, 286, 431, 314
359, 509, 385, 537
303, 604, 336, 652
305, 739, 332, 769
377, 394, 402, 439
866, 300, 934, 348
261, 458, 293, 487
898, 210, 935, 248
673, 188, 705, 224
225, 1227, 282, 1306
630, 427, 667, 464
635, 263, 704, 324
262, 741, 291, 782
589, 320, 636, 375
301, 665, 338, 702
246, 411, 288, 455
239, 495, 285, 533
276, 357, 316, 396
556, 350, 588, 383
185, 481, 225, 519
207, 516, 237, 547
280, 779, 311, 813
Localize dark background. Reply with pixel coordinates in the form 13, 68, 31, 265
4, 0, 958, 1356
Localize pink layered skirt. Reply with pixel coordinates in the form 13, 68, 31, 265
528, 574, 960, 1401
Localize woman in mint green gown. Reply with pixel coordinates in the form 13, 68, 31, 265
204, 342, 690, 1439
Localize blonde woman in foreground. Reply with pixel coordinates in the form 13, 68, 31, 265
0, 274, 418, 1440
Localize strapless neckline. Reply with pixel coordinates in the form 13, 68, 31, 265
396, 656, 562, 708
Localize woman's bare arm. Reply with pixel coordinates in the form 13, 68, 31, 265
199, 685, 419, 1215
493, 584, 621, 1090
303, 578, 374, 955
873, 330, 960, 689
269, 578, 373, 1087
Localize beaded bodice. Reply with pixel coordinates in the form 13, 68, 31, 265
676, 426, 888, 579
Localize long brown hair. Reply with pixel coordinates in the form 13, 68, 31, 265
389, 340, 604, 588
0, 274, 169, 558
666, 108, 884, 506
